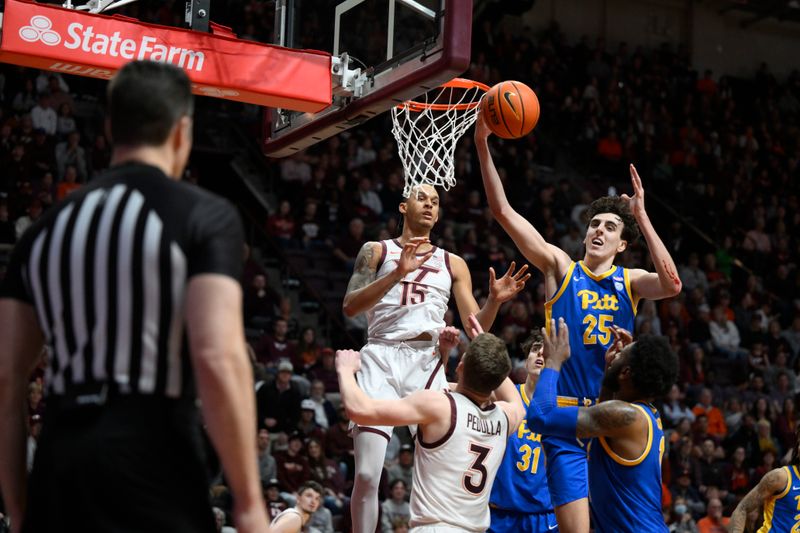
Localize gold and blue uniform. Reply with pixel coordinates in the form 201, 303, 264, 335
543, 261, 637, 506
758, 465, 800, 532
587, 402, 667, 533
489, 384, 557, 532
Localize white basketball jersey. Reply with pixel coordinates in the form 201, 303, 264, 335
367, 239, 452, 341
270, 508, 304, 530
410, 392, 509, 532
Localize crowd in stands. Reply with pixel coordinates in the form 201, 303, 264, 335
2, 2, 800, 532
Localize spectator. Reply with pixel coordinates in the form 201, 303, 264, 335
244, 274, 278, 322
15, 199, 42, 239
294, 327, 321, 375
696, 439, 728, 501
307, 379, 335, 430
330, 217, 364, 270
381, 480, 411, 533
670, 466, 705, 519
212, 507, 236, 533
664, 384, 696, 428
89, 134, 111, 176
56, 164, 81, 200
696, 498, 729, 533
275, 432, 311, 495
356, 177, 383, 219
30, 94, 57, 135
264, 478, 289, 521
668, 496, 698, 532
306, 438, 348, 515
12, 78, 37, 113
267, 200, 296, 246
0, 204, 16, 244
310, 348, 339, 393
756, 419, 779, 457
257, 428, 277, 485
326, 406, 354, 469
296, 399, 326, 442
255, 319, 296, 366
692, 389, 728, 439
709, 307, 746, 361
256, 360, 303, 433
55, 131, 88, 180
726, 446, 751, 498
56, 102, 77, 138
387, 444, 414, 491
298, 200, 325, 248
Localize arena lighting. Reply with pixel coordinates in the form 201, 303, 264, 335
0, 0, 333, 112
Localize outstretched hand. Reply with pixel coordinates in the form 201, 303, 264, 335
541, 318, 570, 367
397, 237, 433, 277
474, 111, 492, 142
604, 326, 633, 369
438, 326, 461, 362
489, 262, 531, 303
622, 164, 646, 219
467, 313, 484, 338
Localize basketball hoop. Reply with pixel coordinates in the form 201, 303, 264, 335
391, 78, 489, 197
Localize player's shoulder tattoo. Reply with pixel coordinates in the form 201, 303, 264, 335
346, 242, 379, 295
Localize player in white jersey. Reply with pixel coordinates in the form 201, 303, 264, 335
342, 184, 530, 533
269, 481, 322, 533
336, 315, 526, 533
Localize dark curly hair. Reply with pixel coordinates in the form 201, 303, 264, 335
585, 196, 640, 244
628, 335, 678, 398
521, 331, 544, 357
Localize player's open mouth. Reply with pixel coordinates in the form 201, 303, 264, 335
592, 238, 603, 246
534, 358, 544, 368
422, 212, 433, 219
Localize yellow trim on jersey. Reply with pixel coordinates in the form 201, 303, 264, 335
557, 396, 579, 407
793, 465, 800, 486
544, 262, 577, 333
758, 467, 791, 533
520, 384, 530, 407
598, 404, 653, 466
578, 261, 617, 281
623, 268, 639, 316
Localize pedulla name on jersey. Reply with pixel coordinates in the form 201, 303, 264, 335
466, 413, 503, 436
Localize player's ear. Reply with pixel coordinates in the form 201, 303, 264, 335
617, 239, 628, 253
399, 201, 407, 216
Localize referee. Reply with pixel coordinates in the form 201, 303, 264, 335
0, 61, 268, 533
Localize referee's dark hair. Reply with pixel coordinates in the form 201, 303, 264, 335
107, 61, 194, 146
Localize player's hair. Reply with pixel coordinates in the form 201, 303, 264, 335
628, 335, 678, 398
298, 480, 324, 497
521, 331, 544, 357
585, 196, 640, 244
462, 333, 512, 395
107, 60, 194, 146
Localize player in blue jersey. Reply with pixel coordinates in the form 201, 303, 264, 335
489, 332, 557, 533
476, 119, 682, 533
527, 319, 677, 533
730, 426, 800, 532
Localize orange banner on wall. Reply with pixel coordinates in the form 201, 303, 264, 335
0, 0, 332, 112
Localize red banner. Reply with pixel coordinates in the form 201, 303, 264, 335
0, 0, 332, 113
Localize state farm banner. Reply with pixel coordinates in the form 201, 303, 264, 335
0, 0, 332, 112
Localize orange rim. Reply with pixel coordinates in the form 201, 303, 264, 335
400, 78, 491, 112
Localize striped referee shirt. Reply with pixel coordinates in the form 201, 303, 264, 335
0, 162, 244, 400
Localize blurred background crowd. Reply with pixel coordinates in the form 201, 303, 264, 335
1, 1, 800, 532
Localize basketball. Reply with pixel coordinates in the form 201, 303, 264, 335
480, 81, 540, 139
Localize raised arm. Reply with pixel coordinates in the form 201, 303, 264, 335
729, 467, 788, 532
449, 254, 530, 336
475, 118, 571, 278
336, 349, 447, 426
0, 300, 43, 529
342, 238, 433, 317
625, 165, 682, 301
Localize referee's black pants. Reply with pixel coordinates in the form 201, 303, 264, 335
24, 395, 216, 533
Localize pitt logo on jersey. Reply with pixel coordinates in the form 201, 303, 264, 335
577, 289, 620, 311
516, 419, 543, 442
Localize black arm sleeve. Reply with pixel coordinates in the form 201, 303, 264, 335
186, 196, 245, 280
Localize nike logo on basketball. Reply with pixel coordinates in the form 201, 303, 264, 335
502, 91, 520, 120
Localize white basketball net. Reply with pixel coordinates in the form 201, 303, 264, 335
391, 81, 487, 197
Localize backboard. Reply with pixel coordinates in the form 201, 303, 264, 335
262, 0, 473, 157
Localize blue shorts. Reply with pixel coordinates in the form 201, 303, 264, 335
489, 507, 558, 533
541, 435, 588, 507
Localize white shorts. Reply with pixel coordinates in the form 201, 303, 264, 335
410, 525, 477, 533
353, 339, 449, 439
